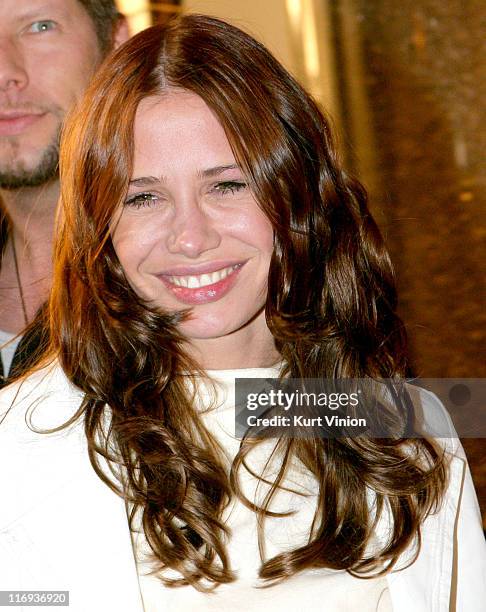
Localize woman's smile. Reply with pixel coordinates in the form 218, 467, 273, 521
157, 261, 244, 305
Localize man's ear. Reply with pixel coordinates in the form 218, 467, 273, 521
112, 14, 130, 49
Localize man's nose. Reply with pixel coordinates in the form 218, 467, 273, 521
0, 39, 29, 94
166, 204, 222, 258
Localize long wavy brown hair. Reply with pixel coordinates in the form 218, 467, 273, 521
45, 15, 447, 590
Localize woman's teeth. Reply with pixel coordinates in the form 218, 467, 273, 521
168, 265, 238, 289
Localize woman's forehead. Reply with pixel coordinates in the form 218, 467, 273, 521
135, 89, 204, 116
131, 91, 238, 178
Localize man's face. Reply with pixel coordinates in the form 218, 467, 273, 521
0, 0, 104, 189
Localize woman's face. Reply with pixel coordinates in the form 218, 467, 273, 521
111, 90, 276, 367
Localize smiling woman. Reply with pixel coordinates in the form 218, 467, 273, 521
0, 13, 484, 612
111, 91, 275, 364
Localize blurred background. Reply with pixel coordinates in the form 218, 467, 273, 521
116, 0, 486, 526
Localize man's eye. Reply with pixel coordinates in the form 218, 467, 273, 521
28, 20, 57, 34
213, 181, 247, 196
124, 192, 159, 209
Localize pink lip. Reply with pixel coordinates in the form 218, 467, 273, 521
158, 262, 244, 305
0, 112, 46, 136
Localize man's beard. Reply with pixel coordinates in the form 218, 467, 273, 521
0, 141, 60, 190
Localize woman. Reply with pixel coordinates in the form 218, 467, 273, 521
0, 15, 484, 612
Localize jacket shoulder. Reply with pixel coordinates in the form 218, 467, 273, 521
0, 361, 84, 435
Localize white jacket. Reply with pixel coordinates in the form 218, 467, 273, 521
0, 364, 484, 611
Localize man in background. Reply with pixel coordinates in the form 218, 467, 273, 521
0, 0, 128, 384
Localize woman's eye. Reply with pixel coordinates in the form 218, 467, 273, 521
212, 181, 247, 196
28, 20, 57, 34
124, 192, 159, 209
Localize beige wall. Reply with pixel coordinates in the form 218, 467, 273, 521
183, 0, 298, 76
117, 0, 152, 33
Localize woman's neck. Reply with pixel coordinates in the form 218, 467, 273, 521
186, 322, 280, 371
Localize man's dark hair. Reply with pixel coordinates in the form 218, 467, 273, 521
78, 0, 121, 53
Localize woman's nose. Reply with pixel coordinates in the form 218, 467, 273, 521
165, 204, 221, 258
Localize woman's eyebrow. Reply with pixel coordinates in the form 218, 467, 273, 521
128, 176, 162, 187
129, 165, 240, 187
198, 164, 239, 178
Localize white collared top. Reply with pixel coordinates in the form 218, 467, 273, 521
0, 363, 484, 611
